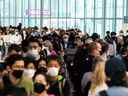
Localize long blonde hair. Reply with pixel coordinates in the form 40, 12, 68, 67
90, 56, 106, 93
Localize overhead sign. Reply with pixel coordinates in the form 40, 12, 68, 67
26, 9, 50, 16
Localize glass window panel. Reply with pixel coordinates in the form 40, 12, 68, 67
76, 0, 84, 18
68, 0, 75, 18
0, 15, 2, 26
29, 0, 36, 17
16, 19, 22, 25
51, 19, 58, 28
105, 20, 113, 32
36, 19, 40, 27
24, 18, 29, 27
66, 19, 75, 28
23, 0, 28, 17
43, 19, 50, 27
86, 19, 94, 35
35, 0, 41, 18
4, 0, 9, 17
0, 0, 3, 17
117, 0, 123, 18
116, 20, 123, 33
0, 0, 125, 37
4, 19, 9, 26
95, 0, 103, 18
10, 19, 14, 26
106, 0, 115, 18
43, 0, 50, 17
95, 20, 104, 38
58, 19, 66, 29
67, 0, 70, 17
10, 0, 15, 17
36, 0, 41, 11
51, 0, 58, 17
124, 0, 127, 16
66, 19, 73, 29
85, 0, 94, 17
78, 19, 84, 32
0, 18, 3, 26
59, 0, 66, 17
29, 18, 35, 27
16, 0, 22, 17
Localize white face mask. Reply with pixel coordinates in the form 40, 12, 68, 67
47, 67, 59, 77
24, 69, 35, 78
64, 38, 68, 42
31, 49, 40, 60
46, 31, 51, 35
31, 49, 39, 56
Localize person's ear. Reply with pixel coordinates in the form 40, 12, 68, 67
124, 72, 128, 81
6, 65, 11, 72
38, 47, 41, 52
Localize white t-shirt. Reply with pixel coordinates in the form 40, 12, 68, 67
88, 83, 108, 96
8, 34, 22, 45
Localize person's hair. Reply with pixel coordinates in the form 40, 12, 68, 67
22, 40, 30, 53
8, 44, 22, 53
106, 31, 110, 34
33, 70, 49, 84
24, 56, 35, 68
91, 33, 100, 41
90, 56, 106, 92
43, 26, 48, 32
35, 58, 47, 69
28, 37, 42, 47
120, 46, 128, 56
47, 59, 60, 67
105, 57, 127, 87
120, 30, 124, 33
5, 54, 23, 68
88, 42, 98, 53
110, 70, 127, 87
98, 40, 109, 54
111, 32, 116, 36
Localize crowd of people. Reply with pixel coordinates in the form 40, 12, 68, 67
0, 23, 128, 96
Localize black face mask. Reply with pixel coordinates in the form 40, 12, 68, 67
12, 70, 23, 79
34, 83, 45, 94
37, 66, 47, 73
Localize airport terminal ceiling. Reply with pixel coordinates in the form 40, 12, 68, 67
0, 0, 127, 37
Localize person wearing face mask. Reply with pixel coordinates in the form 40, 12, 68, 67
30, 26, 41, 38
3, 54, 33, 96
36, 58, 47, 72
28, 38, 42, 61
47, 59, 71, 96
33, 71, 55, 96
107, 32, 117, 58
23, 59, 36, 79
63, 34, 69, 49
